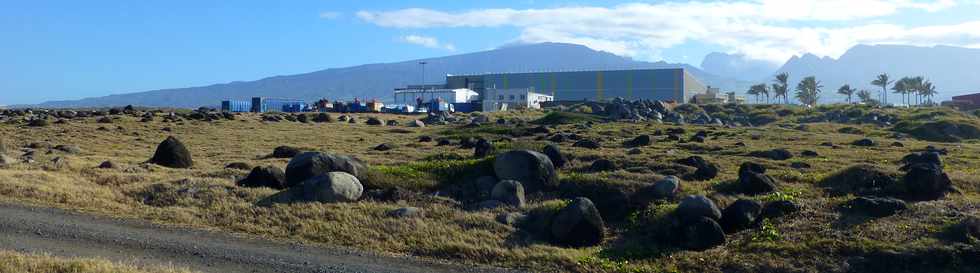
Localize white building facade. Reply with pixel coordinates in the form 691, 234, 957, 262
393, 88, 479, 106
482, 88, 554, 112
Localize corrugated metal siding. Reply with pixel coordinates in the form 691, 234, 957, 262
221, 100, 252, 112
448, 69, 692, 102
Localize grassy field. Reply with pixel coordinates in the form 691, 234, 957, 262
0, 105, 978, 272
0, 250, 195, 273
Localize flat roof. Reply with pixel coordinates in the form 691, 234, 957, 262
446, 67, 686, 77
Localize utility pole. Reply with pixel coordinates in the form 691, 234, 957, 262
418, 61, 428, 108
419, 61, 427, 89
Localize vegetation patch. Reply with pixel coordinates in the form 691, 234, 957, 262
0, 250, 196, 273
533, 111, 601, 125
818, 164, 903, 197
893, 118, 980, 142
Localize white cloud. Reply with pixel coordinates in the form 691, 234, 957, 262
357, 1, 976, 63
401, 35, 457, 51
319, 11, 342, 19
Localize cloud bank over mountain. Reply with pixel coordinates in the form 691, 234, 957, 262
355, 0, 980, 63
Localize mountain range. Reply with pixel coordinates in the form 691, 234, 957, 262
33, 43, 740, 108
770, 44, 980, 103
31, 43, 980, 108
699, 52, 780, 82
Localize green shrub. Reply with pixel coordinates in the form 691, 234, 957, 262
752, 218, 782, 242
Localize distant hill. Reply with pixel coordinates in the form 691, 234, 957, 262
700, 52, 779, 82
34, 43, 743, 108
771, 44, 980, 103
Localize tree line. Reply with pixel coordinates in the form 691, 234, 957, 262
746, 73, 939, 107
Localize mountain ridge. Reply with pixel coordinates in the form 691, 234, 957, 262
772, 44, 980, 103
31, 43, 742, 109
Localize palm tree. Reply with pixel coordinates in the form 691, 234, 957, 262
871, 73, 893, 106
748, 84, 768, 104
747, 85, 761, 103
773, 73, 790, 104
909, 76, 925, 105
892, 77, 910, 106
771, 83, 783, 104
921, 80, 938, 105
760, 84, 771, 104
795, 76, 822, 107
837, 84, 855, 103
857, 89, 874, 103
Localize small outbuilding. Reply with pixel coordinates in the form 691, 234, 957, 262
482, 88, 554, 112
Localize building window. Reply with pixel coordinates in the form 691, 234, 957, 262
520, 95, 526, 100
498, 95, 504, 100
509, 95, 516, 101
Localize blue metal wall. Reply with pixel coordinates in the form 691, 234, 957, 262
221, 100, 252, 112
263, 98, 307, 113
446, 69, 701, 102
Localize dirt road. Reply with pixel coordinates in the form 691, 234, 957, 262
0, 203, 522, 273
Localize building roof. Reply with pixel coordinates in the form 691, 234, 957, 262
952, 93, 980, 100
446, 67, 687, 77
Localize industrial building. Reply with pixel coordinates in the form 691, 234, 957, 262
482, 88, 554, 112
394, 68, 707, 112
442, 68, 706, 103
221, 97, 309, 113
691, 86, 746, 104
943, 92, 980, 110
393, 88, 479, 105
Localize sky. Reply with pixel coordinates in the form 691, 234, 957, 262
2, 0, 980, 105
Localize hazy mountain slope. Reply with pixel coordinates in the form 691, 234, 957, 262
700, 52, 779, 82
34, 43, 741, 108
772, 44, 980, 103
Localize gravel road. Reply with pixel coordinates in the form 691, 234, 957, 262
0, 203, 523, 273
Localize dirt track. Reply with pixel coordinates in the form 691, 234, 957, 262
0, 203, 522, 273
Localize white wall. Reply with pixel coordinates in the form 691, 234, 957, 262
394, 89, 477, 105
481, 88, 553, 111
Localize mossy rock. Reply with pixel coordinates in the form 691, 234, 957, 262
533, 111, 601, 125
893, 119, 980, 142
819, 164, 903, 197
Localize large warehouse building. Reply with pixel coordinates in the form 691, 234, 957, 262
441, 68, 707, 103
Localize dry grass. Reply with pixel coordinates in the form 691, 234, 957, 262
0, 250, 196, 273
0, 107, 978, 273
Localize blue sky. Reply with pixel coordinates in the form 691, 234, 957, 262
2, 0, 979, 105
